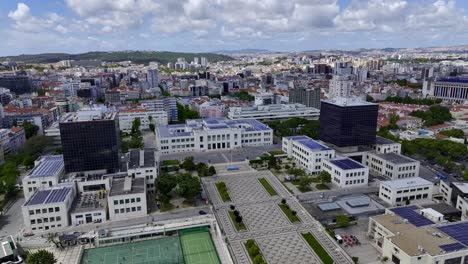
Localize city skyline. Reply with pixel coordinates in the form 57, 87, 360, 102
2, 0, 468, 56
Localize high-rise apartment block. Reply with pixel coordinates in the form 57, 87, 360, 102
289, 87, 321, 109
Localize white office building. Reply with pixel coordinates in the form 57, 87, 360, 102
118, 109, 168, 133
22, 155, 65, 200
108, 177, 147, 221
322, 157, 369, 188
423, 77, 468, 103
22, 183, 76, 232
440, 181, 468, 221
368, 206, 468, 264
156, 118, 273, 155
127, 149, 158, 193
379, 177, 433, 206
364, 152, 420, 180
282, 136, 335, 175
369, 136, 402, 154
70, 191, 107, 226
228, 104, 320, 121
329, 75, 352, 98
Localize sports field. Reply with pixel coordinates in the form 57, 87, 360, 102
180, 229, 220, 264
80, 228, 220, 264
81, 236, 184, 264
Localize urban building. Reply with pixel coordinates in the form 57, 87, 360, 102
141, 97, 178, 122
440, 181, 468, 220
0, 75, 32, 94
118, 109, 168, 133
70, 191, 107, 226
379, 177, 433, 206
146, 68, 159, 89
368, 206, 468, 264
319, 97, 378, 148
108, 177, 147, 221
22, 155, 65, 200
322, 157, 369, 188
59, 111, 120, 173
329, 75, 352, 98
156, 118, 273, 155
364, 152, 420, 180
369, 136, 402, 154
282, 136, 335, 175
288, 88, 321, 109
127, 149, 158, 193
22, 184, 76, 232
423, 77, 468, 103
228, 104, 320, 121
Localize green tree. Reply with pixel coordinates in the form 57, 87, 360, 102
298, 176, 313, 191
22, 121, 39, 139
287, 168, 305, 180
336, 214, 350, 228
299, 120, 320, 139
27, 249, 57, 264
155, 174, 177, 200
176, 174, 201, 204
149, 123, 155, 134
440, 129, 465, 139
208, 166, 217, 176
267, 156, 277, 169
463, 171, 468, 181
388, 114, 400, 130
410, 105, 452, 126
131, 118, 142, 137
319, 170, 331, 185
181, 156, 196, 171
196, 162, 208, 176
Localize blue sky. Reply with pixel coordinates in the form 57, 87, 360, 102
1, 0, 468, 55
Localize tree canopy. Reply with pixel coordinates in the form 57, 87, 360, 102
410, 105, 452, 126
22, 121, 39, 139
384, 96, 441, 106
27, 250, 57, 264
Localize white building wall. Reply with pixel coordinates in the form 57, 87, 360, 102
108, 193, 147, 221
282, 137, 335, 175
322, 159, 368, 188
379, 181, 433, 206
364, 153, 420, 180
119, 111, 168, 132
71, 209, 106, 226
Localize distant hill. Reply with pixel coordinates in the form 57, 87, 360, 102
212, 49, 272, 54
0, 51, 234, 64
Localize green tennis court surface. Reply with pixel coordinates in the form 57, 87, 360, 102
81, 228, 220, 264
180, 229, 220, 264
81, 236, 184, 264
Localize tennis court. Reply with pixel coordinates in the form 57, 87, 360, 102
179, 228, 221, 264
81, 236, 184, 264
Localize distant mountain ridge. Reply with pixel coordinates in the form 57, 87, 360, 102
211, 49, 272, 54
0, 51, 234, 64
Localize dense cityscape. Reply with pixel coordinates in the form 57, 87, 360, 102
1, 1, 468, 264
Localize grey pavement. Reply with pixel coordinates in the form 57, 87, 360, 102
0, 196, 25, 238
297, 186, 379, 203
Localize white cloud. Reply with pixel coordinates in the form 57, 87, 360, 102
8, 3, 31, 20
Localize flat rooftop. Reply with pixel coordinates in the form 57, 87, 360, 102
128, 149, 155, 169
286, 136, 330, 151
324, 97, 377, 107
375, 136, 398, 145
71, 192, 107, 214
24, 185, 73, 206
60, 111, 116, 123
375, 152, 416, 164
27, 155, 64, 178
452, 182, 468, 194
109, 177, 145, 196
381, 177, 432, 189
329, 157, 364, 170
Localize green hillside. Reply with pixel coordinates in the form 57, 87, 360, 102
0, 51, 233, 64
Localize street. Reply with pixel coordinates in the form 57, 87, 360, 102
0, 196, 25, 238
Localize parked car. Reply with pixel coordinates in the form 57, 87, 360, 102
199, 210, 207, 215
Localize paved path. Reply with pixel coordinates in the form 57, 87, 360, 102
203, 162, 354, 264
0, 196, 25, 238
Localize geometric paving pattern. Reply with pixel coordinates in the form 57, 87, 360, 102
256, 233, 320, 264
226, 177, 270, 203
240, 203, 290, 231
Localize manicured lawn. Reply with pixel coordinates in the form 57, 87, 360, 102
244, 239, 266, 264
302, 233, 334, 264
258, 178, 277, 196
161, 159, 180, 166
315, 184, 330, 190
215, 182, 231, 202
278, 204, 300, 223
228, 210, 246, 231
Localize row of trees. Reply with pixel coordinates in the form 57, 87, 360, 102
384, 96, 442, 106
267, 118, 320, 139
180, 156, 216, 177
176, 103, 199, 123
155, 173, 201, 206
286, 167, 331, 192
410, 105, 452, 126
231, 91, 254, 101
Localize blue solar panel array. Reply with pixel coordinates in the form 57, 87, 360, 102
391, 206, 434, 227
439, 243, 466, 252
438, 78, 468, 84
330, 159, 364, 170
297, 139, 330, 151
205, 119, 220, 125
24, 187, 72, 206
29, 155, 64, 178
208, 125, 229, 130
438, 223, 468, 247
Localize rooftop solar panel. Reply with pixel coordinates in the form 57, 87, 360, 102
391, 206, 434, 227
298, 139, 330, 151
25, 190, 52, 206
439, 243, 466, 252
29, 155, 64, 178
330, 159, 364, 170
24, 187, 72, 206
318, 202, 341, 211
438, 223, 468, 246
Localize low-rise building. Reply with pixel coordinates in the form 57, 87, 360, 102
118, 109, 168, 133
108, 177, 147, 221
70, 191, 107, 226
22, 183, 76, 232
368, 206, 468, 264
227, 103, 320, 121
364, 152, 420, 180
440, 181, 468, 221
156, 118, 273, 155
368, 136, 401, 154
282, 136, 335, 175
127, 149, 158, 193
379, 177, 433, 206
22, 155, 65, 200
322, 156, 369, 188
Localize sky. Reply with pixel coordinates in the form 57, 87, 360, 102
1, 0, 468, 56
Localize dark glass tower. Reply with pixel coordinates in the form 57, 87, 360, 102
319, 99, 378, 147
59, 112, 120, 173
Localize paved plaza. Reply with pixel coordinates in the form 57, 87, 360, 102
202, 162, 354, 264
